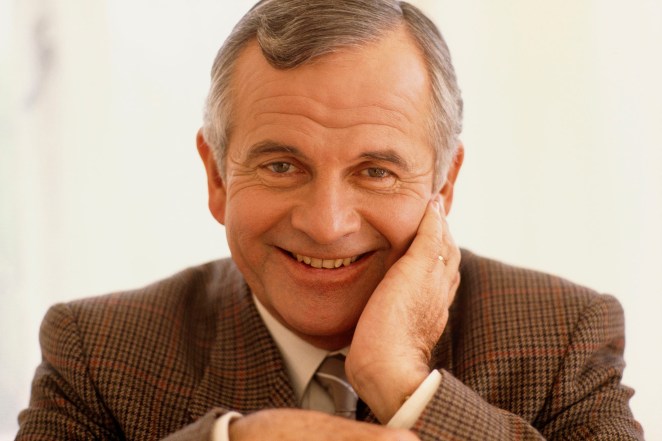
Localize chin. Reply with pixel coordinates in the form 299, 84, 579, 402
278, 298, 365, 346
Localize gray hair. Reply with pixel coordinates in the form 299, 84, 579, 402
202, 0, 463, 190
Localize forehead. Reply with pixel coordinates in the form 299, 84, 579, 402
227, 27, 433, 159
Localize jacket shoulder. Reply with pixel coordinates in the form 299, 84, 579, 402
36, 258, 248, 439
458, 248, 617, 315
45, 258, 247, 368
449, 250, 625, 420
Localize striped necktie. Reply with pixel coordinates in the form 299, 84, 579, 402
314, 354, 358, 419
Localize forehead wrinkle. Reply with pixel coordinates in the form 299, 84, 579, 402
256, 111, 409, 134
251, 94, 413, 134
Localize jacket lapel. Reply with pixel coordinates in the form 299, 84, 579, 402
188, 280, 297, 420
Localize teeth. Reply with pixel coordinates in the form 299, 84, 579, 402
293, 253, 361, 269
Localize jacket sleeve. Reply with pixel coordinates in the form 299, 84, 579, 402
412, 295, 643, 440
16, 303, 229, 441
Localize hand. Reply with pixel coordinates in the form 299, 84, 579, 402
346, 196, 460, 423
229, 409, 419, 440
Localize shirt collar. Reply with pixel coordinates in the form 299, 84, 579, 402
253, 295, 348, 402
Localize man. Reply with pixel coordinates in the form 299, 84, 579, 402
17, 0, 642, 440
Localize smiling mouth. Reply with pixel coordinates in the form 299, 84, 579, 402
289, 252, 362, 269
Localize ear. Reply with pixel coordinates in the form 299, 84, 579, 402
439, 143, 464, 215
196, 128, 227, 225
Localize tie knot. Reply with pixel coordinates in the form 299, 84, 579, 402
315, 354, 358, 419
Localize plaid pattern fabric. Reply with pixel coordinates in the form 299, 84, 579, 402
17, 250, 643, 440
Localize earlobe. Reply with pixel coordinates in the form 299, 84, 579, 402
439, 143, 464, 215
196, 129, 227, 225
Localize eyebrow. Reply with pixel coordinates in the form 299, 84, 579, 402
245, 141, 412, 172
245, 141, 307, 161
359, 150, 412, 172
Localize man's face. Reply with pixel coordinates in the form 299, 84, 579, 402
202, 27, 450, 349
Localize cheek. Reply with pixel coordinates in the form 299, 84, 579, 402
366, 197, 428, 259
224, 189, 290, 246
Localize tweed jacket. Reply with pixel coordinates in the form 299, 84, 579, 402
17, 250, 643, 440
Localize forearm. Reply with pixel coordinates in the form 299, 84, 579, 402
414, 369, 641, 441
414, 370, 546, 440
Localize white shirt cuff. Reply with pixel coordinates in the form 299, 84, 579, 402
212, 411, 243, 441
386, 369, 441, 429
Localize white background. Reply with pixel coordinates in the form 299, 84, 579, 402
1, 0, 660, 438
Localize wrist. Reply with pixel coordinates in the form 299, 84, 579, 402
350, 361, 430, 423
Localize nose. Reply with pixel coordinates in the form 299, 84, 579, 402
290, 179, 361, 245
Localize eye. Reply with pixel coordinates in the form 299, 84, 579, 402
356, 166, 397, 190
361, 167, 391, 178
265, 161, 298, 174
